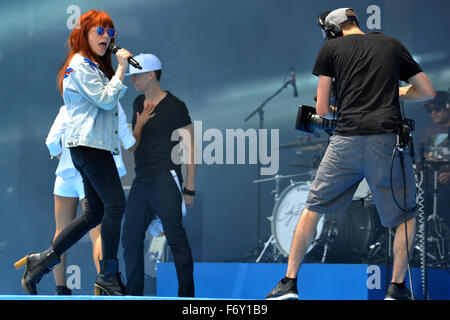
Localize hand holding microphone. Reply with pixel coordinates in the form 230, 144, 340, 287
109, 43, 142, 69
115, 48, 132, 69
108, 43, 142, 81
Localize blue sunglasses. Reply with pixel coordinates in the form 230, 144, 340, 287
96, 26, 116, 38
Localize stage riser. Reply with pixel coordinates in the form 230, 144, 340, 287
157, 263, 450, 300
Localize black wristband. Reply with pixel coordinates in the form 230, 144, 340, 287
183, 187, 195, 196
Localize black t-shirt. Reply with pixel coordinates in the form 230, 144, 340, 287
312, 32, 423, 135
132, 91, 192, 180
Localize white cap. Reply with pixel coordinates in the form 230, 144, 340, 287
125, 53, 162, 76
325, 8, 357, 26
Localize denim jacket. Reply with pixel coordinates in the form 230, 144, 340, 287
63, 53, 127, 154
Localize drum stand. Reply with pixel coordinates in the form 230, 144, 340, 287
319, 222, 338, 263
419, 159, 450, 299
255, 175, 284, 263
426, 162, 448, 261
255, 235, 279, 263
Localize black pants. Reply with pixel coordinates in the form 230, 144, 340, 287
122, 171, 194, 297
52, 146, 126, 261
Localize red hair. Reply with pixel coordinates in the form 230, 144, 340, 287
57, 10, 116, 94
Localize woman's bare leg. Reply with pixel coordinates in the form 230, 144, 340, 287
89, 223, 102, 274
52, 195, 79, 287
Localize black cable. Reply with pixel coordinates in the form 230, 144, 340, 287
390, 144, 415, 300
390, 147, 406, 211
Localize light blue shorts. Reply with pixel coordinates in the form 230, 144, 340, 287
53, 172, 85, 200
305, 133, 417, 228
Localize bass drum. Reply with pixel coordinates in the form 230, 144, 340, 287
271, 181, 325, 257
271, 181, 383, 263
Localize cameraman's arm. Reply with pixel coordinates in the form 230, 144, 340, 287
399, 72, 435, 101
316, 75, 333, 117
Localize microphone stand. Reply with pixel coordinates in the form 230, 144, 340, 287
244, 79, 293, 248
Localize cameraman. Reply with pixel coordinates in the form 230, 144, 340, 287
266, 8, 435, 300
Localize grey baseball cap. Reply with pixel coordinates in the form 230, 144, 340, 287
325, 8, 358, 26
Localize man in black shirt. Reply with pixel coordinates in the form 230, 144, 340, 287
266, 8, 435, 300
122, 53, 197, 296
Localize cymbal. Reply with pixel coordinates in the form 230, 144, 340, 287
253, 173, 312, 183
287, 162, 316, 168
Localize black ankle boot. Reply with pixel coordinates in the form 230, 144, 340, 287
14, 247, 60, 295
94, 259, 126, 296
56, 285, 72, 295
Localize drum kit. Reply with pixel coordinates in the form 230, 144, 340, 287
252, 136, 385, 264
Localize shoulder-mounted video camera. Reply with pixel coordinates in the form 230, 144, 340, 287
295, 105, 337, 134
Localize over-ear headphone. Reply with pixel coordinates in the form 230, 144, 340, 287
318, 11, 342, 39
317, 9, 359, 39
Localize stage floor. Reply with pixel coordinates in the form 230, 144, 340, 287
1, 263, 448, 300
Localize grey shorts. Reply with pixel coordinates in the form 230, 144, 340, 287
305, 133, 417, 227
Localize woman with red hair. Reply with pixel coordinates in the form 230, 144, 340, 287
15, 9, 136, 296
